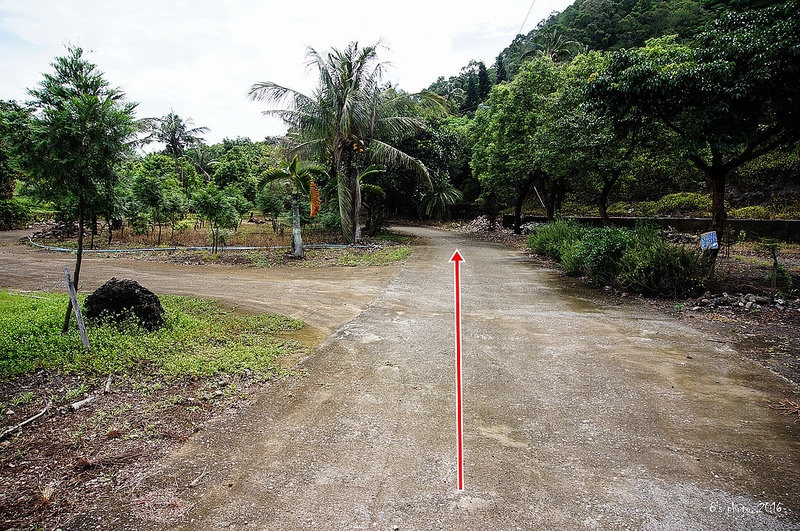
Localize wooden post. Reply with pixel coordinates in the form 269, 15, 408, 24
63, 266, 89, 349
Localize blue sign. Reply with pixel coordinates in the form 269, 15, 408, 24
700, 231, 719, 250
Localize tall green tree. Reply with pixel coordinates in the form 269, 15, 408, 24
151, 111, 209, 187
259, 155, 325, 258
589, 0, 800, 246
192, 183, 248, 253
391, 117, 472, 218
14, 46, 139, 333
495, 54, 509, 84
537, 51, 647, 223
471, 55, 566, 231
131, 153, 188, 244
0, 101, 25, 199
249, 41, 446, 243
477, 61, 491, 101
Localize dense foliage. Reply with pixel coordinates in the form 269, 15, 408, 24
0, 0, 797, 255
528, 220, 713, 297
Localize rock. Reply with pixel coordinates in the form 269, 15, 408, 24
83, 278, 165, 331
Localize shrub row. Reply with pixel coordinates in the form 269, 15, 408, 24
606, 192, 800, 219
527, 220, 714, 298
0, 198, 32, 230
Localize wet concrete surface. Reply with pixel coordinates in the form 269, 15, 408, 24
2, 227, 799, 529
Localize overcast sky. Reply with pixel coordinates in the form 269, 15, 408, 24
0, 0, 574, 144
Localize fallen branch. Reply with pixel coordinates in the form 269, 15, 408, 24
70, 396, 95, 411
0, 400, 51, 440
767, 398, 800, 422
74, 449, 142, 470
187, 466, 208, 488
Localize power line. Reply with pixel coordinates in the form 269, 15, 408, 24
518, 0, 537, 36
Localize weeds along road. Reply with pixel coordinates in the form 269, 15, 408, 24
3, 227, 800, 529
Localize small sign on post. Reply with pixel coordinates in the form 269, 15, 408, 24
700, 231, 719, 251
63, 266, 89, 349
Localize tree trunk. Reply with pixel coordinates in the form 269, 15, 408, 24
173, 150, 184, 187
709, 165, 727, 244
62, 193, 85, 334
539, 171, 559, 221
291, 194, 304, 258
513, 173, 536, 235
599, 170, 621, 226
352, 174, 362, 242
338, 172, 355, 244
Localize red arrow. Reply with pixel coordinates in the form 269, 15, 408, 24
450, 249, 465, 491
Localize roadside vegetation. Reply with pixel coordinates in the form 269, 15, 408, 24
527, 220, 715, 298
0, 289, 310, 528
526, 219, 798, 300
0, 291, 305, 380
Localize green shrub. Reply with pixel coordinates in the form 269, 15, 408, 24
559, 239, 588, 276
655, 193, 712, 217
0, 198, 32, 229
528, 220, 712, 298
172, 218, 194, 235
607, 202, 635, 216
729, 206, 770, 219
772, 192, 800, 219
129, 213, 151, 235
526, 219, 586, 260
638, 201, 658, 217
580, 226, 635, 285
616, 225, 711, 298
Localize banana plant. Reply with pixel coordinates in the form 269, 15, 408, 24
259, 155, 325, 258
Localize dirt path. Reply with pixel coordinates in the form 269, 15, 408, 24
0, 230, 398, 345
3, 228, 800, 529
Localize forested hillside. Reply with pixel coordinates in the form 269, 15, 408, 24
426, 0, 798, 235
428, 0, 783, 114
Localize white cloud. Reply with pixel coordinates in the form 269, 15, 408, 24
0, 0, 573, 144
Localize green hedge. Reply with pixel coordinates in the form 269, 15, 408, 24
0, 198, 32, 229
527, 220, 712, 298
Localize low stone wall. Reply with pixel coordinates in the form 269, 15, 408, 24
504, 215, 800, 242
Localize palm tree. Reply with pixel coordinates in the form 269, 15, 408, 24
185, 144, 217, 182
249, 41, 446, 243
523, 29, 585, 63
259, 155, 325, 258
153, 111, 209, 186
422, 178, 463, 220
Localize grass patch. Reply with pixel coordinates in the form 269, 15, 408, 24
0, 291, 305, 380
332, 245, 412, 266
